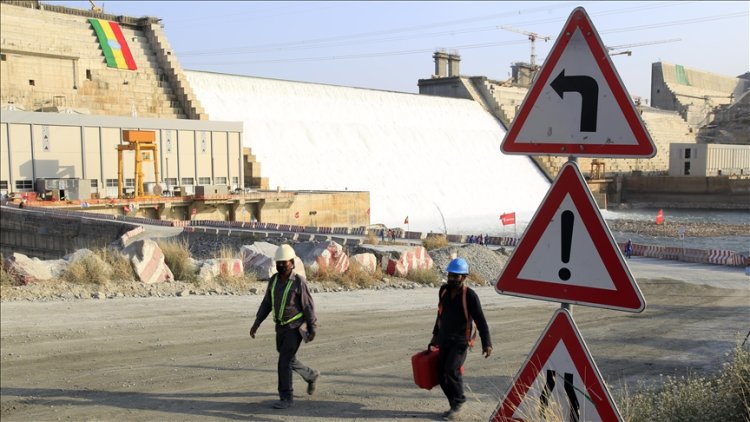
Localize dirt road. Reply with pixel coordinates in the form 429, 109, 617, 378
1, 258, 748, 421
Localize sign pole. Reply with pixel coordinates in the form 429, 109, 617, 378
561, 155, 579, 313
492, 8, 654, 420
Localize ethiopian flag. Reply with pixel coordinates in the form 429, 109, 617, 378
88, 18, 137, 70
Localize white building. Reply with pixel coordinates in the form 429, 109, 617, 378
669, 143, 750, 177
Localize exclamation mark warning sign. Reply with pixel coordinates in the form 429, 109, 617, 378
495, 162, 645, 312
558, 210, 574, 281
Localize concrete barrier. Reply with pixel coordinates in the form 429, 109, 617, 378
118, 226, 145, 248
351, 253, 377, 274
124, 239, 173, 284
404, 231, 424, 240
294, 240, 349, 275
708, 249, 743, 266
382, 246, 434, 277
350, 227, 367, 236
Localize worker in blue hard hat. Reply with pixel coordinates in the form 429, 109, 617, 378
428, 258, 492, 421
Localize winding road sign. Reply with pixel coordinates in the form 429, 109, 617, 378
495, 162, 645, 312
490, 309, 623, 422
501, 7, 656, 157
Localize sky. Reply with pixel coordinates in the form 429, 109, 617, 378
51, 1, 748, 103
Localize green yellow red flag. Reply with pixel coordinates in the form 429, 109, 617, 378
88, 18, 137, 70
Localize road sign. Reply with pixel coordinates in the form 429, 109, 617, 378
501, 7, 655, 158
490, 309, 623, 422
495, 162, 645, 312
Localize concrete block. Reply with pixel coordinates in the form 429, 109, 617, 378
124, 239, 173, 284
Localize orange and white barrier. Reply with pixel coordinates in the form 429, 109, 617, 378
351, 253, 377, 274
382, 246, 434, 277
118, 226, 144, 247
296, 241, 349, 275
708, 249, 744, 266
124, 239, 173, 284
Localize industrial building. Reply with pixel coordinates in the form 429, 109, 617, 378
669, 143, 750, 177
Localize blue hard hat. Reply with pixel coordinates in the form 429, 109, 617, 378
446, 258, 469, 275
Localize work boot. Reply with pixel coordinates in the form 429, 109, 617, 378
441, 400, 456, 418
307, 370, 320, 395
442, 403, 464, 420
272, 398, 293, 409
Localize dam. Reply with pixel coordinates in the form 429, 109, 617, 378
185, 71, 550, 233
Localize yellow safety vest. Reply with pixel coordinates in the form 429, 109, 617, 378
271, 273, 304, 326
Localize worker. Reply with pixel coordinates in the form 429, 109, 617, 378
429, 258, 492, 420
249, 244, 320, 410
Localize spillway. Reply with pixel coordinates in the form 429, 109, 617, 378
185, 71, 550, 234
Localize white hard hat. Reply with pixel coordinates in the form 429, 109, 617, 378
274, 244, 296, 261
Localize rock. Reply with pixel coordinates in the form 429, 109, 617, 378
4, 253, 67, 284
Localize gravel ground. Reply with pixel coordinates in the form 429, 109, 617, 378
427, 244, 510, 285
608, 219, 748, 238
1, 268, 747, 422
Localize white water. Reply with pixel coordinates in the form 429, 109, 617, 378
185, 71, 550, 234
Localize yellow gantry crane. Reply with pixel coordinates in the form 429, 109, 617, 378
118, 130, 160, 199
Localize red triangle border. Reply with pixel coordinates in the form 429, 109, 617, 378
496, 162, 645, 312
490, 309, 622, 421
502, 7, 655, 157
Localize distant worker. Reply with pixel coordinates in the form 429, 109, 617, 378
249, 244, 320, 409
380, 228, 385, 242
624, 239, 633, 259
428, 258, 492, 420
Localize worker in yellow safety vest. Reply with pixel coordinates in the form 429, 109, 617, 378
250, 244, 319, 409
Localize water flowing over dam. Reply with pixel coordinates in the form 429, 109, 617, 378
186, 71, 550, 234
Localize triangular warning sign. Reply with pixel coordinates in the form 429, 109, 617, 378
501, 7, 655, 158
490, 309, 623, 422
496, 162, 645, 312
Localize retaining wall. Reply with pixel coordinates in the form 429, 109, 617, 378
2, 205, 744, 268
0, 206, 138, 259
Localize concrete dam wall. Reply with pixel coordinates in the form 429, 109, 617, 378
185, 71, 550, 234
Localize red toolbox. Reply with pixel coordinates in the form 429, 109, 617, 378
411, 347, 440, 390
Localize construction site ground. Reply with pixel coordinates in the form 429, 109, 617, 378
1, 258, 748, 421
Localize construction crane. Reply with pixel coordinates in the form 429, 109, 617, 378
606, 38, 682, 57
501, 25, 552, 68
88, 0, 102, 13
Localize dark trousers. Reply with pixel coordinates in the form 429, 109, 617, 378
275, 327, 316, 400
437, 341, 468, 408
